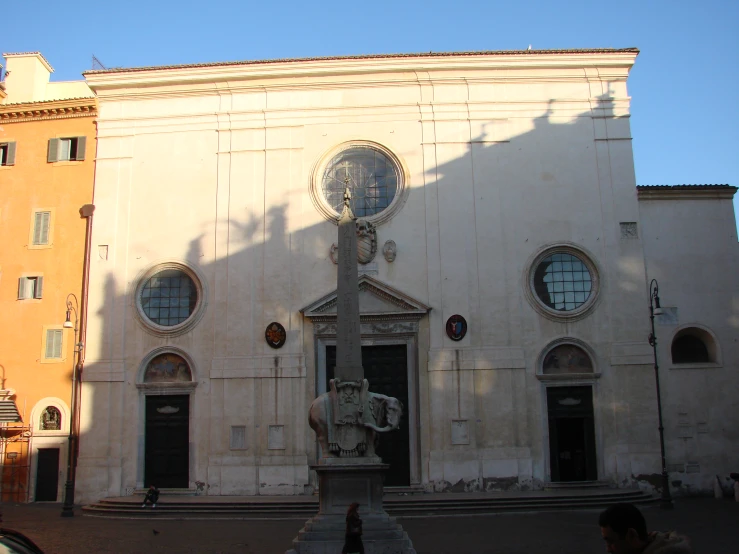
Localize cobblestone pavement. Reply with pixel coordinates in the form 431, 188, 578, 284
1, 498, 737, 553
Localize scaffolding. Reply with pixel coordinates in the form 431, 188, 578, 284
0, 423, 32, 503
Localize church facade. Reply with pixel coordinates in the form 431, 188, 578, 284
76, 49, 738, 502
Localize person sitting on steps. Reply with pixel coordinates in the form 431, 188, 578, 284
142, 485, 159, 509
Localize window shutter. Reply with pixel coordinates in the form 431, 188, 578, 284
45, 329, 62, 358
17, 277, 27, 300
47, 138, 60, 163
33, 213, 42, 244
54, 330, 63, 357
33, 211, 51, 245
44, 332, 54, 358
5, 142, 16, 165
34, 277, 44, 299
40, 212, 50, 244
74, 136, 86, 161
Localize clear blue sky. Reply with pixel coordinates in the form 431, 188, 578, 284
3, 0, 738, 221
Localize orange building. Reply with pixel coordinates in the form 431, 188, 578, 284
0, 53, 96, 503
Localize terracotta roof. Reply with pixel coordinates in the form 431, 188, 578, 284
637, 184, 737, 200
2, 51, 54, 72
0, 96, 95, 107
636, 184, 734, 190
83, 48, 640, 75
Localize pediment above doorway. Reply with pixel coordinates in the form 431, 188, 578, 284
300, 275, 430, 326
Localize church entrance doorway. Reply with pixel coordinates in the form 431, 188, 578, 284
145, 395, 189, 488
326, 344, 410, 486
547, 386, 597, 482
34, 448, 59, 501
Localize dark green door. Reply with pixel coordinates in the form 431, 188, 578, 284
326, 344, 410, 486
547, 386, 597, 482
145, 395, 189, 488
35, 448, 59, 501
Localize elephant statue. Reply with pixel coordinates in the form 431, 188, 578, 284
309, 383, 403, 459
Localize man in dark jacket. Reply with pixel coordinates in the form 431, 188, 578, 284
142, 485, 160, 508
599, 503, 693, 554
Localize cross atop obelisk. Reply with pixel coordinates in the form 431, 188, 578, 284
335, 185, 363, 381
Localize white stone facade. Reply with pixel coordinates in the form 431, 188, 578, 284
76, 50, 739, 503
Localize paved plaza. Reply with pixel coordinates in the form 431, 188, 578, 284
1, 497, 737, 553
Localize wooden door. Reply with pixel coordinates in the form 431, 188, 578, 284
547, 386, 597, 482
35, 448, 59, 501
145, 395, 190, 488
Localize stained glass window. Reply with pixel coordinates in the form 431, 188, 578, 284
322, 146, 399, 218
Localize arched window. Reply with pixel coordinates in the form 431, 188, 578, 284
672, 333, 710, 364
542, 344, 594, 374
143, 353, 193, 383
40, 406, 61, 431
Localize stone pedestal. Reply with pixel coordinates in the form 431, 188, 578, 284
286, 462, 416, 554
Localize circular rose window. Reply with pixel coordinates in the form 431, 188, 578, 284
526, 246, 600, 321
533, 252, 592, 311
321, 145, 400, 219
140, 269, 197, 326
135, 263, 206, 336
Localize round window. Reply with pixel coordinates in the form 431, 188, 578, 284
140, 269, 198, 327
321, 146, 399, 218
532, 252, 593, 312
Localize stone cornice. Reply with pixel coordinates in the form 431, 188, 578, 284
0, 97, 97, 122
637, 185, 736, 200
85, 51, 639, 95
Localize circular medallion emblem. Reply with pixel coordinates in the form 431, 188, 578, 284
265, 322, 287, 349
445, 315, 467, 341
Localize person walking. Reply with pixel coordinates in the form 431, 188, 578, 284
341, 502, 364, 554
142, 485, 160, 509
598, 503, 693, 553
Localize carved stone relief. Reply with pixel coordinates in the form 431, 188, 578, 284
329, 220, 379, 265
620, 222, 638, 239
313, 321, 420, 336
329, 243, 339, 265
382, 240, 397, 262
356, 219, 377, 264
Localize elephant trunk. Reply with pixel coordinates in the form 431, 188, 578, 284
363, 421, 396, 433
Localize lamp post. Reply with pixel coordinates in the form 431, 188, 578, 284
61, 294, 81, 517
648, 279, 673, 509
60, 203, 94, 517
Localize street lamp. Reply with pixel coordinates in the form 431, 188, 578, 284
61, 293, 82, 517
59, 203, 94, 517
648, 279, 673, 509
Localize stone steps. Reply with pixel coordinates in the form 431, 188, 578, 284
82, 489, 656, 519
543, 480, 613, 490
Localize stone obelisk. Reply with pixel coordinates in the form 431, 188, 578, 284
286, 188, 415, 554
335, 187, 363, 381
